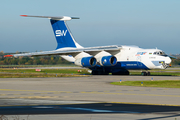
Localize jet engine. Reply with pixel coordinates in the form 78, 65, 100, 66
75, 56, 97, 67
96, 55, 117, 66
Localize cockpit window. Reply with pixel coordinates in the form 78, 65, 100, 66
153, 51, 167, 56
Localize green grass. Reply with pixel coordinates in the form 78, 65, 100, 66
0, 73, 89, 78
111, 80, 180, 88
0, 68, 89, 74
0, 66, 180, 78
129, 71, 180, 76
0, 68, 90, 78
0, 64, 76, 68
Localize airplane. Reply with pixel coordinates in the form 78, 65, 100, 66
4, 15, 172, 76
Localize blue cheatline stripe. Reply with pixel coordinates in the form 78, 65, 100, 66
119, 61, 149, 70
50, 20, 76, 49
89, 61, 149, 70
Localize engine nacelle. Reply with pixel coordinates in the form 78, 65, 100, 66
75, 56, 97, 67
97, 55, 117, 66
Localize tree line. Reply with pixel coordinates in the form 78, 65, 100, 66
172, 58, 180, 65
0, 56, 72, 65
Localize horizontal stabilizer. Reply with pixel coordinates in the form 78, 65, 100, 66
4, 55, 13, 57
20, 15, 79, 21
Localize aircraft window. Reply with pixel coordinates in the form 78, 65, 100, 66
161, 52, 168, 56
154, 51, 167, 56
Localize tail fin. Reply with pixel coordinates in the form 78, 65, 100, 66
51, 20, 83, 49
20, 15, 83, 49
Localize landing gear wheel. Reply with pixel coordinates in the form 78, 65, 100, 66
141, 72, 146, 76
147, 72, 150, 76
141, 71, 150, 76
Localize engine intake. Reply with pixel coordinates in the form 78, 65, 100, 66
75, 56, 97, 67
97, 55, 117, 66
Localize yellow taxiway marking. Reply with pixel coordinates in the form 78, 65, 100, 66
0, 94, 6, 96
0, 89, 180, 98
6, 96, 60, 99
110, 102, 180, 107
0, 89, 71, 93
81, 91, 180, 97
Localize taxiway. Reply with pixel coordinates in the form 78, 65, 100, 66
0, 75, 180, 120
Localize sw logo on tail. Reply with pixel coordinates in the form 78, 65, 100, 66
55, 30, 67, 37
4, 15, 172, 76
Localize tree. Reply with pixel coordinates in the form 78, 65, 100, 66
0, 51, 4, 55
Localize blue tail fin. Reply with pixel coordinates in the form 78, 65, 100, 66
50, 19, 81, 49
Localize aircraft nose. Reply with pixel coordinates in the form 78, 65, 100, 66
165, 56, 172, 64
163, 56, 172, 68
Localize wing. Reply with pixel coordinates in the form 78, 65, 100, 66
4, 45, 121, 57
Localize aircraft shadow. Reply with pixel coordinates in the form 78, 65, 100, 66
0, 103, 180, 116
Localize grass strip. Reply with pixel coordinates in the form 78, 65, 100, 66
0, 68, 91, 78
0, 73, 89, 78
0, 69, 90, 74
0, 69, 180, 76
111, 80, 180, 88
0, 64, 76, 68
129, 72, 180, 76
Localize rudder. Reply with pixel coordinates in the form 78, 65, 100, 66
50, 20, 77, 49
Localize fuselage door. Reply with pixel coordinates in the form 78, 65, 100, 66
136, 56, 142, 66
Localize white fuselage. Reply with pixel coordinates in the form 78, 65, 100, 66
114, 46, 171, 70
61, 45, 171, 70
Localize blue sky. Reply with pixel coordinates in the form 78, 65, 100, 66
0, 0, 180, 54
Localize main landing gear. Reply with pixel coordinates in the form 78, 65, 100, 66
92, 69, 130, 75
141, 71, 150, 76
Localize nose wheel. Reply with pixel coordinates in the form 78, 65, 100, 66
141, 71, 150, 76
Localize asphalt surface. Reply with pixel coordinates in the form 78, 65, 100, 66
0, 75, 180, 120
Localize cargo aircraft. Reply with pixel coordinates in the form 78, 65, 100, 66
4, 15, 172, 75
